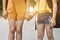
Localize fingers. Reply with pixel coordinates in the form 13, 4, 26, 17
25, 14, 33, 21
2, 11, 8, 19
2, 15, 7, 19
50, 21, 56, 27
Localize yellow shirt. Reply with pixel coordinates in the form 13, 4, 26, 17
13, 0, 26, 14
7, 0, 26, 20
7, 0, 26, 15
36, 0, 52, 13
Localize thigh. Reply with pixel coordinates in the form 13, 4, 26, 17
16, 20, 24, 32
45, 24, 54, 37
37, 13, 52, 24
37, 24, 45, 34
8, 19, 16, 31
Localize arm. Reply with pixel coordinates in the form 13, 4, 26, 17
25, 0, 30, 21
2, 0, 7, 19
50, 0, 58, 27
52, 0, 58, 20
26, 0, 30, 13
2, 0, 7, 11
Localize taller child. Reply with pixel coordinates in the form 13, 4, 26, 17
2, 0, 30, 40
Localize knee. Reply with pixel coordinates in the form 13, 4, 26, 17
16, 28, 22, 33
47, 35, 54, 40
9, 26, 16, 33
16, 25, 22, 33
10, 29, 15, 33
38, 33, 44, 39
48, 36, 54, 40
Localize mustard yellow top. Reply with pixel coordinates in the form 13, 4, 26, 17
36, 0, 52, 13
7, 0, 26, 14
7, 0, 26, 20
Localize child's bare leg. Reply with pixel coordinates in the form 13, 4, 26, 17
8, 20, 16, 40
37, 24, 45, 40
45, 24, 54, 40
16, 20, 24, 40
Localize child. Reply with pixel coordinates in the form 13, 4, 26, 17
2, 0, 30, 40
30, 0, 58, 40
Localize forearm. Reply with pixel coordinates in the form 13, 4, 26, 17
26, 0, 30, 12
2, 0, 7, 10
52, 0, 57, 20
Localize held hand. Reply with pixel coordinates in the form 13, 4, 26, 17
25, 7, 36, 21
2, 10, 8, 19
50, 18, 56, 27
25, 13, 33, 21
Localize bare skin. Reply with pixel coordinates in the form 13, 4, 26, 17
16, 20, 24, 40
45, 24, 54, 40
37, 24, 45, 40
2, 0, 30, 40
8, 20, 16, 40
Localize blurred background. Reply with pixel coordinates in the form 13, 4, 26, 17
0, 0, 2, 16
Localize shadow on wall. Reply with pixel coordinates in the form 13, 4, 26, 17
0, 0, 2, 16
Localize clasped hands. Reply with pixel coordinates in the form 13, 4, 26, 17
25, 12, 34, 21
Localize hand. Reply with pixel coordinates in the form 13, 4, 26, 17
2, 10, 8, 19
50, 18, 56, 27
25, 13, 33, 21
